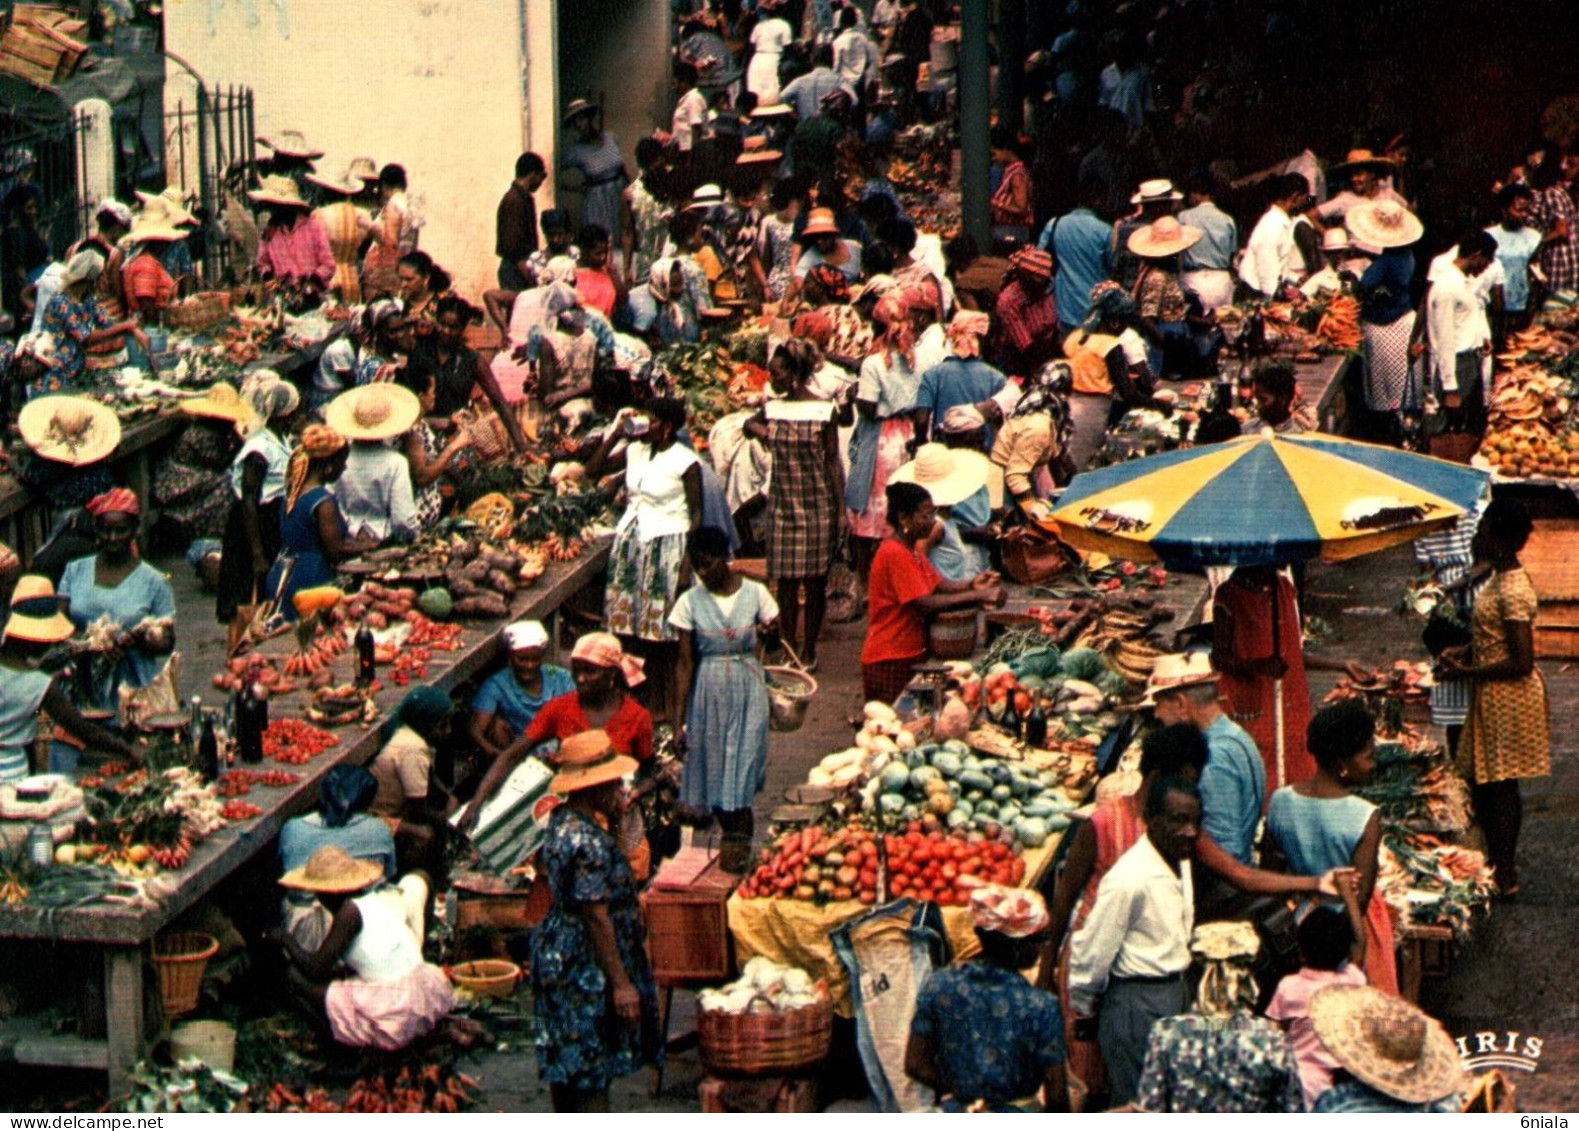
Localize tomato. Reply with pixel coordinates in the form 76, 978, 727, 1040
913, 844, 932, 864
906, 822, 923, 837
860, 867, 878, 888
962, 683, 980, 707
987, 687, 1007, 706
844, 848, 862, 869
941, 863, 958, 881
1013, 690, 1032, 715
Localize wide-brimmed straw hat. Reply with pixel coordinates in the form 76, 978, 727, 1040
304, 170, 360, 197
563, 98, 597, 125
325, 384, 422, 442
260, 129, 325, 160
1330, 148, 1398, 177
247, 174, 311, 209
550, 730, 638, 795
279, 845, 384, 894
1322, 227, 1352, 251
1310, 985, 1465, 1105
1131, 178, 1183, 204
752, 103, 796, 118
1346, 200, 1423, 250
179, 383, 258, 429
345, 157, 380, 184
135, 188, 196, 227
736, 148, 784, 166
1140, 652, 1217, 706
1128, 216, 1202, 258
18, 395, 122, 467
124, 211, 189, 244
801, 207, 840, 237
890, 442, 990, 508
3, 575, 75, 644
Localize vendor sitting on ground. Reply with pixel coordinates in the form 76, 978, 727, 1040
906, 885, 1070, 1112
892, 443, 994, 583
0, 575, 133, 783
267, 846, 452, 1053
467, 619, 575, 764
860, 481, 1004, 704
369, 687, 455, 876
278, 763, 397, 950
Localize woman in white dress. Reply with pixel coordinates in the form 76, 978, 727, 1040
746, 15, 793, 105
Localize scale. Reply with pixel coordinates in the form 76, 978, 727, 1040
904, 661, 956, 717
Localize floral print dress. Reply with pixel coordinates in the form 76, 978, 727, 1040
528, 806, 660, 1092
36, 291, 112, 395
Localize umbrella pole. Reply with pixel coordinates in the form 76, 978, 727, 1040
1270, 574, 1286, 788
1274, 676, 1286, 790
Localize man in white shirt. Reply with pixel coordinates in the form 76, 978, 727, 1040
1238, 174, 1310, 299
832, 8, 880, 101
1425, 231, 1497, 430
1068, 775, 1201, 1106
670, 63, 709, 153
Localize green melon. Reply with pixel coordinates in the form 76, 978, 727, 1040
417, 588, 454, 619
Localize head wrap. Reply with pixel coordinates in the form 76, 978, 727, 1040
16, 332, 60, 368
240, 368, 301, 433
1011, 360, 1075, 452
542, 281, 581, 321
286, 424, 348, 510
86, 487, 140, 518
541, 254, 580, 286
1191, 921, 1261, 1017
1010, 246, 1054, 281
379, 685, 454, 746
968, 884, 1050, 938
939, 404, 987, 434
1083, 280, 1136, 329
318, 337, 357, 391
317, 763, 379, 829
571, 631, 647, 687
945, 310, 992, 359
805, 263, 851, 304
871, 293, 915, 367
649, 257, 678, 303
503, 619, 550, 651
358, 299, 403, 342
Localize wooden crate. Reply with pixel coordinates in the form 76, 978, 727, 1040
641, 857, 739, 983
1523, 519, 1579, 600
1533, 599, 1579, 659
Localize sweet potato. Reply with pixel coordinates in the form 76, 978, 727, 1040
486, 569, 517, 596
454, 594, 508, 618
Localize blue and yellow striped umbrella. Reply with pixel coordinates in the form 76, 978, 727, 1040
1050, 432, 1491, 570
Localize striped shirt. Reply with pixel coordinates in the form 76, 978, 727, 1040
1412, 498, 1486, 725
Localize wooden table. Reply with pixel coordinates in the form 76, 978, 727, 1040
1294, 352, 1354, 435
0, 540, 609, 1092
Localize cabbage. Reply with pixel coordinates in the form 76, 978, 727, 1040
1060, 646, 1106, 681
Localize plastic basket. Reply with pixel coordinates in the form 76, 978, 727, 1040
151, 932, 218, 1017
764, 666, 817, 733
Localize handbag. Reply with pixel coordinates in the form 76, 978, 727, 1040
1000, 523, 1073, 586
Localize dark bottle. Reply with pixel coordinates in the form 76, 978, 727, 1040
198, 714, 220, 782
236, 680, 268, 764
355, 623, 376, 688
1024, 698, 1049, 748
1001, 687, 1022, 738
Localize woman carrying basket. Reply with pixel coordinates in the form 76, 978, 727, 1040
670, 526, 780, 872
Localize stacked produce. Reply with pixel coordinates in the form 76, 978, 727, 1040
696, 957, 825, 1013
1378, 831, 1495, 939
735, 823, 881, 904
1314, 293, 1361, 351
1475, 324, 1579, 478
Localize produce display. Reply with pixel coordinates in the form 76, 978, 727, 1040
1378, 831, 1495, 939
696, 957, 825, 1014
736, 823, 881, 904
1474, 322, 1579, 479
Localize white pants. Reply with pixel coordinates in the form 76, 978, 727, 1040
1180, 269, 1235, 312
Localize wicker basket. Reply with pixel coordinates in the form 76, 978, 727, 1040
454, 406, 513, 462
698, 989, 832, 1075
152, 932, 219, 1017
163, 292, 232, 333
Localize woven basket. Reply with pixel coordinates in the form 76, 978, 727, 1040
152, 931, 219, 1017
454, 406, 513, 462
698, 988, 832, 1074
163, 292, 232, 333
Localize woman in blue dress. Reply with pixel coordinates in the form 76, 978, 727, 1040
529, 730, 660, 1111
54, 489, 175, 771
669, 526, 779, 872
265, 424, 371, 620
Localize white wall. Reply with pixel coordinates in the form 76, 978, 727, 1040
163, 0, 559, 298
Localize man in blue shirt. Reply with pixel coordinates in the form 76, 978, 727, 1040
1486, 183, 1543, 340
912, 312, 1009, 449
1178, 171, 1239, 312
1038, 178, 1112, 336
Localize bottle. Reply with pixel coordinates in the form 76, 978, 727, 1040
187, 696, 203, 762
27, 822, 55, 869
237, 679, 267, 764
198, 714, 220, 782
1001, 686, 1022, 738
1024, 698, 1049, 749
355, 623, 376, 688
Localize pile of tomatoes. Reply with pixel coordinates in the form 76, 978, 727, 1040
884, 823, 1025, 906
962, 668, 1039, 716
220, 799, 263, 820
216, 769, 301, 796
391, 646, 431, 687
262, 719, 339, 764
407, 614, 464, 650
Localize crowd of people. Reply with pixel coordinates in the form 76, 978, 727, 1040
0, 0, 1564, 1115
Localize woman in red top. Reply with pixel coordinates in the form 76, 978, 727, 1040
461, 632, 654, 828
860, 481, 1003, 703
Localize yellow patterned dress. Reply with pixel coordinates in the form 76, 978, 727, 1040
1464, 567, 1550, 784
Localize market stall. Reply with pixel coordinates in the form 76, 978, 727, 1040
0, 539, 609, 1092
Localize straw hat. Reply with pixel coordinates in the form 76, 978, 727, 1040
124, 211, 189, 245
1140, 652, 1217, 706
1128, 216, 1203, 258
1321, 226, 1352, 252
247, 174, 311, 209
304, 170, 360, 197
136, 188, 196, 227
1310, 985, 1465, 1105
278, 845, 384, 894
324, 384, 422, 442
890, 443, 990, 508
550, 730, 638, 795
179, 382, 259, 429
18, 395, 122, 467
261, 129, 325, 160
563, 98, 597, 125
801, 207, 840, 237
3, 575, 75, 644
1131, 178, 1183, 204
1346, 200, 1423, 250
736, 148, 784, 166
1330, 148, 1397, 177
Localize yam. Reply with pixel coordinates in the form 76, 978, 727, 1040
461, 560, 492, 584
365, 611, 388, 630
449, 577, 482, 598
454, 594, 508, 618
486, 569, 517, 596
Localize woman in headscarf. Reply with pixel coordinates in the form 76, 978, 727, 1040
1062, 281, 1157, 464
912, 310, 1010, 450
460, 631, 657, 829
468, 619, 575, 762
489, 267, 580, 430
790, 265, 874, 367
847, 290, 924, 595
216, 371, 300, 629
278, 763, 397, 949
33, 252, 150, 396
353, 299, 410, 387
264, 425, 372, 620
53, 489, 176, 771
370, 686, 455, 874
527, 731, 661, 1111
154, 383, 248, 549
991, 359, 1076, 526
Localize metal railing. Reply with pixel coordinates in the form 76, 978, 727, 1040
162, 84, 256, 284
